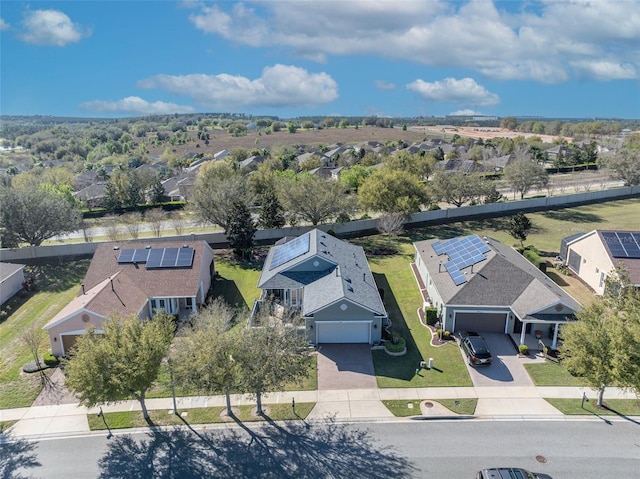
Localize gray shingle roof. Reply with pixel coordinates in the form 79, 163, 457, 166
415, 236, 581, 316
258, 229, 387, 317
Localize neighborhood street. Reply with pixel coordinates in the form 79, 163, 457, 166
5, 419, 639, 478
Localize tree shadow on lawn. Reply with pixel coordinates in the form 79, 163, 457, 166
96, 419, 416, 479
211, 276, 249, 311
372, 273, 425, 382
23, 256, 91, 293
540, 209, 602, 224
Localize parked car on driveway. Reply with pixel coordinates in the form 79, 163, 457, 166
460, 335, 493, 365
476, 467, 552, 479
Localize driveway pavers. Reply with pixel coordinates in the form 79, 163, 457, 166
316, 344, 377, 390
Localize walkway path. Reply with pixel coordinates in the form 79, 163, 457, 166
2, 386, 637, 440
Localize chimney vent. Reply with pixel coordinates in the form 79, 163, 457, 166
81, 284, 86, 295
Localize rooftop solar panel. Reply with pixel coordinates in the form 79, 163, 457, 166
161, 248, 179, 267
132, 248, 150, 263
433, 235, 490, 286
117, 249, 136, 263
602, 232, 627, 258
617, 232, 640, 258
270, 233, 311, 270
146, 249, 164, 268
432, 241, 445, 255
175, 247, 195, 267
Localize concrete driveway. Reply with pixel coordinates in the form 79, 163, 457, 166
316, 344, 377, 390
462, 333, 536, 388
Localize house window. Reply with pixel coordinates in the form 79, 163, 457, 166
290, 289, 299, 307
186, 297, 193, 308
599, 272, 606, 288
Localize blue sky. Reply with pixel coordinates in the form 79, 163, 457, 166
1, 0, 639, 119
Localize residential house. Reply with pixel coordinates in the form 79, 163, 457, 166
561, 230, 640, 295
44, 240, 215, 356
253, 229, 388, 345
0, 262, 26, 305
73, 182, 107, 209
414, 235, 581, 348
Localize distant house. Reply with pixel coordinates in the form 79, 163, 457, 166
214, 149, 230, 161
546, 145, 570, 162
561, 230, 640, 295
414, 235, 581, 348
239, 155, 266, 170
73, 182, 107, 209
44, 240, 215, 356
0, 262, 26, 305
254, 229, 388, 345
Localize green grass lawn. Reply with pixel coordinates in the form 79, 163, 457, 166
523, 361, 587, 386
0, 257, 90, 409
545, 398, 640, 416
88, 402, 316, 430
362, 238, 472, 388
211, 258, 263, 311
382, 399, 477, 416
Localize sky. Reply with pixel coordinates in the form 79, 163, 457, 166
1, 0, 639, 119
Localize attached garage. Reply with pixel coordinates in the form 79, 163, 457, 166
316, 321, 371, 344
454, 312, 507, 333
61, 334, 82, 356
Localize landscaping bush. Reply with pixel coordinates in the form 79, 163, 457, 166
43, 351, 59, 367
519, 344, 529, 355
523, 247, 547, 272
425, 307, 438, 326
443, 330, 452, 340
385, 335, 406, 353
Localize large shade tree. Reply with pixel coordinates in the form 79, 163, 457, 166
171, 300, 240, 416
358, 168, 428, 216
561, 270, 640, 406
503, 159, 549, 199
64, 313, 175, 421
430, 171, 488, 207
599, 148, 640, 186
0, 184, 82, 246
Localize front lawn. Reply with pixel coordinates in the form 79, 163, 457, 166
524, 361, 587, 386
545, 398, 640, 416
363, 237, 472, 388
88, 402, 316, 430
0, 257, 90, 409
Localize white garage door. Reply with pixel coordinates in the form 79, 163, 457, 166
317, 321, 370, 344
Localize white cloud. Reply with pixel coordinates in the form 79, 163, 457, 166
138, 64, 338, 109
449, 109, 482, 116
0, 18, 10, 31
407, 77, 500, 107
79, 97, 195, 115
375, 80, 395, 90
19, 9, 89, 46
570, 60, 637, 81
185, 0, 640, 83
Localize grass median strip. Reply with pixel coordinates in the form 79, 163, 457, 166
87, 402, 316, 430
523, 361, 586, 386
545, 398, 640, 416
382, 399, 477, 417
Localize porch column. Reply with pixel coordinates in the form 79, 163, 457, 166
191, 296, 196, 312
551, 324, 559, 349
519, 326, 526, 346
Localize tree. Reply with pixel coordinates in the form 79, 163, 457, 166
382, 151, 435, 180
123, 212, 143, 239
600, 149, 640, 186
503, 159, 549, 199
561, 270, 640, 406
0, 185, 82, 246
339, 165, 374, 192
145, 208, 166, 237
64, 313, 175, 422
509, 212, 532, 247
276, 174, 356, 225
500, 116, 518, 131
22, 325, 48, 386
191, 166, 252, 231
287, 122, 298, 134
236, 321, 312, 415
258, 189, 286, 229
358, 169, 428, 216
377, 212, 405, 249
171, 300, 239, 416
148, 177, 166, 204
483, 184, 503, 204
430, 171, 488, 207
226, 200, 256, 258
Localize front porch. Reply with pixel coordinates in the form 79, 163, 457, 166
510, 332, 559, 354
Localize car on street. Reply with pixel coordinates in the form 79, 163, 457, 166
476, 467, 553, 479
460, 334, 492, 365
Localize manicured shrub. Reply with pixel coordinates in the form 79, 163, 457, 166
385, 335, 406, 353
443, 330, 452, 339
425, 307, 438, 326
519, 344, 529, 355
43, 351, 59, 366
523, 247, 547, 272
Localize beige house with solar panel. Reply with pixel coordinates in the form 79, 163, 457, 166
44, 240, 214, 356
560, 230, 640, 295
414, 235, 581, 348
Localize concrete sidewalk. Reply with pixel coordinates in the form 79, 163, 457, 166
1, 386, 638, 440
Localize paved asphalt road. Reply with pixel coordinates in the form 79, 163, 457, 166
5, 419, 639, 478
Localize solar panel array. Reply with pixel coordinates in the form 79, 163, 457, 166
432, 235, 490, 286
117, 247, 194, 269
602, 232, 640, 259
269, 233, 311, 270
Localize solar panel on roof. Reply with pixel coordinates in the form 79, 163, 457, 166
161, 248, 179, 267
146, 249, 164, 268
432, 241, 445, 255
117, 249, 136, 263
175, 247, 195, 267
269, 233, 310, 270
132, 249, 150, 263
617, 232, 640, 258
602, 232, 627, 258
433, 234, 490, 286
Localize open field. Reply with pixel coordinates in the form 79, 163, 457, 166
415, 125, 570, 143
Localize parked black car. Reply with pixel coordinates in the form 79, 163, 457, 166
476, 467, 553, 479
461, 335, 492, 365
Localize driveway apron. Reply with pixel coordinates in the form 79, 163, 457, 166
463, 333, 536, 388
316, 344, 377, 390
